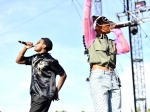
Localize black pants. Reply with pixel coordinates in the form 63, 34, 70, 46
29, 94, 52, 112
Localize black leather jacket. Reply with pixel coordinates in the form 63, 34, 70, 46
24, 52, 65, 100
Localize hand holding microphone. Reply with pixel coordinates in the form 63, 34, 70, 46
18, 41, 34, 49
109, 23, 128, 33
112, 23, 129, 29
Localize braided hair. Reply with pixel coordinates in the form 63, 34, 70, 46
82, 15, 98, 56
82, 35, 91, 81
83, 15, 107, 81
92, 15, 99, 22
82, 35, 88, 55
82, 16, 99, 81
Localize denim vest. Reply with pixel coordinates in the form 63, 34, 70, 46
88, 35, 116, 69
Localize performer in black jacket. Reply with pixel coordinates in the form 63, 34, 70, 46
16, 38, 67, 112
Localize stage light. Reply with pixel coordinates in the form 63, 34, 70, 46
130, 25, 138, 35
135, 1, 146, 8
95, 0, 101, 1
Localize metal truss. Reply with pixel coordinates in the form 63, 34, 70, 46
94, 0, 102, 16
116, 5, 150, 25
115, 3, 149, 112
132, 26, 147, 112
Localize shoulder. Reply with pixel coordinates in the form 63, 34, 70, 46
24, 54, 36, 60
44, 53, 58, 63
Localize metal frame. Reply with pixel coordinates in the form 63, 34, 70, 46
94, 0, 102, 16
116, 2, 149, 112
116, 5, 150, 24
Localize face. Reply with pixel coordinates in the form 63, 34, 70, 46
34, 39, 46, 52
96, 23, 111, 34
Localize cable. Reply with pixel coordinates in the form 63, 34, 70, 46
72, 0, 82, 20
139, 26, 150, 49
118, 0, 128, 12
118, 0, 123, 6
118, 60, 124, 73
0, 0, 69, 36
105, 0, 110, 18
140, 25, 150, 41
143, 38, 150, 49
113, 0, 123, 10
75, 0, 83, 9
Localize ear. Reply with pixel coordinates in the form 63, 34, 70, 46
96, 25, 101, 31
42, 44, 46, 49
95, 25, 99, 31
95, 25, 103, 34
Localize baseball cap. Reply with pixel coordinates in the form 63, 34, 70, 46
93, 16, 114, 30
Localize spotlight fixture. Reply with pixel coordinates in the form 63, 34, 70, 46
135, 1, 146, 8
130, 25, 138, 35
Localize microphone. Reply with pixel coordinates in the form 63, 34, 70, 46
113, 21, 138, 28
18, 41, 34, 47
113, 23, 129, 28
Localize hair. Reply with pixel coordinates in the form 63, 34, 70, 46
41, 38, 53, 52
83, 16, 108, 81
82, 35, 92, 81
82, 35, 88, 55
92, 15, 113, 28
92, 15, 99, 22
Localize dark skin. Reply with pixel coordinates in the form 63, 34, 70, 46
95, 23, 116, 35
16, 39, 67, 101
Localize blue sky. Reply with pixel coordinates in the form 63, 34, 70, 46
0, 0, 150, 112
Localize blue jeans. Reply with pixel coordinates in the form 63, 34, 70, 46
89, 69, 121, 112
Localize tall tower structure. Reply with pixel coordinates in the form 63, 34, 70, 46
94, 0, 102, 16
116, 0, 150, 112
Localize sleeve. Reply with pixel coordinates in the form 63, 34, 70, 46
50, 60, 65, 75
83, 0, 96, 48
112, 28, 130, 55
23, 56, 33, 65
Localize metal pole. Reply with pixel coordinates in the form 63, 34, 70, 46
126, 0, 137, 111
123, 0, 126, 13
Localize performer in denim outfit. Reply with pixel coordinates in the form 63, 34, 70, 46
16, 38, 67, 112
83, 0, 130, 112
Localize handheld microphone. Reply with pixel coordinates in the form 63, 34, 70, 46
113, 23, 129, 28
18, 41, 34, 47
113, 21, 138, 28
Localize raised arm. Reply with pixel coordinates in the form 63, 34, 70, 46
83, 0, 96, 48
112, 28, 130, 54
16, 42, 33, 64
16, 47, 28, 64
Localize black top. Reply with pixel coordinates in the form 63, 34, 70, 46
24, 52, 65, 100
